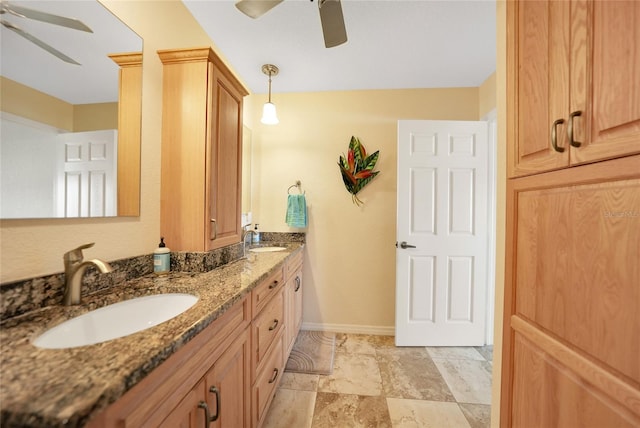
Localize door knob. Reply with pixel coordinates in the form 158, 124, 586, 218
399, 241, 416, 249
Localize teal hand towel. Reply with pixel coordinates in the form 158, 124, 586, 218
286, 194, 308, 228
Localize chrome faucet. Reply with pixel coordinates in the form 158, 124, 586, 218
63, 243, 113, 305
242, 224, 254, 257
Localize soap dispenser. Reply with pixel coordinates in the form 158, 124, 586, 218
252, 224, 260, 244
154, 237, 170, 275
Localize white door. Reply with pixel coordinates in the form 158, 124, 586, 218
55, 130, 117, 217
396, 120, 488, 346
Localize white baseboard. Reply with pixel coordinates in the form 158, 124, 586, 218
301, 322, 395, 336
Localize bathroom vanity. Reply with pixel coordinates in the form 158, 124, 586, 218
0, 244, 304, 428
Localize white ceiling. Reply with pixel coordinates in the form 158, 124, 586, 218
0, 0, 496, 105
183, 0, 497, 94
0, 0, 141, 105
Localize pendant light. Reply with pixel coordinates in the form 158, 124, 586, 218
261, 64, 279, 125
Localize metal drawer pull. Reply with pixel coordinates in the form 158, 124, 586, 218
551, 118, 565, 153
210, 218, 218, 240
268, 280, 279, 289
568, 110, 582, 148
209, 385, 220, 422
268, 368, 279, 383
198, 401, 211, 428
269, 319, 279, 331
294, 276, 301, 292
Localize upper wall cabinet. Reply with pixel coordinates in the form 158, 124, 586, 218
158, 48, 249, 251
508, 0, 640, 177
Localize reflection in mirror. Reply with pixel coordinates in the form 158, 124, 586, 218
0, 0, 142, 219
241, 125, 252, 224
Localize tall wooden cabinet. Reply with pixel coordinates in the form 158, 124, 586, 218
108, 52, 142, 217
509, 0, 640, 177
157, 47, 248, 251
502, 1, 640, 426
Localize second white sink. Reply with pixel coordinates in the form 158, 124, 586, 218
249, 246, 286, 253
33, 293, 198, 349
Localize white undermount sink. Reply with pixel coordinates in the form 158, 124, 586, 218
32, 293, 199, 349
249, 246, 287, 253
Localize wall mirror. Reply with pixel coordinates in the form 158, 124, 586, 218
0, 0, 143, 219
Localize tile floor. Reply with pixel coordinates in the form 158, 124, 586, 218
263, 333, 493, 428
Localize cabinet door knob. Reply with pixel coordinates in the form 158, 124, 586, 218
568, 111, 582, 148
268, 368, 279, 384
551, 118, 565, 153
269, 319, 279, 331
294, 276, 301, 292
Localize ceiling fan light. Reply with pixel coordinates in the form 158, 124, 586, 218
261, 102, 279, 125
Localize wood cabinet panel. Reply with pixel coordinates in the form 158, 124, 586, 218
510, 0, 570, 176
501, 156, 640, 427
158, 382, 206, 428
251, 267, 284, 316
108, 52, 142, 217
252, 290, 284, 381
252, 333, 284, 428
508, 0, 640, 178
569, 0, 640, 165
205, 328, 251, 428
158, 47, 248, 252
512, 330, 639, 427
514, 176, 640, 382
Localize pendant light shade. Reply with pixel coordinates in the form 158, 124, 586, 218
260, 64, 279, 125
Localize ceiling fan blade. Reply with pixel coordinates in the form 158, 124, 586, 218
1, 19, 80, 65
1, 2, 92, 33
235, 0, 283, 19
318, 0, 347, 48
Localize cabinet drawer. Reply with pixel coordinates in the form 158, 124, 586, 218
252, 334, 284, 428
251, 267, 284, 315
252, 290, 284, 379
283, 250, 303, 280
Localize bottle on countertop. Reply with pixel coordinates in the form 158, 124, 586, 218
252, 224, 260, 244
154, 237, 170, 275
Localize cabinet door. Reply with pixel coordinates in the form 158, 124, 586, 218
508, 0, 570, 177
569, 0, 640, 165
158, 381, 207, 428
284, 271, 303, 355
206, 65, 244, 250
205, 328, 251, 428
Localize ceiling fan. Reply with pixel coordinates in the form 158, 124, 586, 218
1, 1, 93, 65
235, 0, 347, 48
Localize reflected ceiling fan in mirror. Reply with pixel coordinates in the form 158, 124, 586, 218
235, 0, 347, 48
0, 1, 93, 65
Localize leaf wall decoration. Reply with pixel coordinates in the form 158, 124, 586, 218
337, 136, 381, 206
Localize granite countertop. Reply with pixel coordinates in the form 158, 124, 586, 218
0, 244, 303, 427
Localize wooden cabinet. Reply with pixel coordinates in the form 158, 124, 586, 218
108, 52, 142, 217
87, 251, 305, 428
250, 267, 286, 428
284, 251, 303, 356
87, 297, 251, 428
502, 2, 640, 425
508, 1, 640, 177
157, 47, 248, 251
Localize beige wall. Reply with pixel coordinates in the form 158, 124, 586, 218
1, 76, 74, 130
245, 87, 482, 332
479, 72, 497, 118
0, 0, 216, 283
491, 1, 507, 426
0, 77, 117, 131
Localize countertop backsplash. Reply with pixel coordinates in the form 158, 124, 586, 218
0, 232, 305, 321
